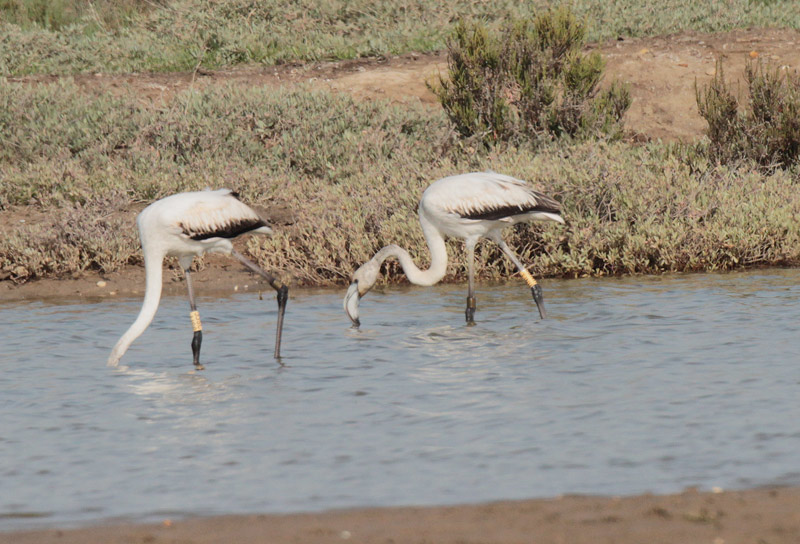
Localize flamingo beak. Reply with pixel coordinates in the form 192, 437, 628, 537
343, 282, 361, 328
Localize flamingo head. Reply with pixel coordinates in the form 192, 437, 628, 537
343, 260, 381, 328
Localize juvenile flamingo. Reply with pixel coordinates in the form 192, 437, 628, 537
108, 189, 288, 368
344, 172, 564, 327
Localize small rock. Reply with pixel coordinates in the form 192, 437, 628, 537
96, 281, 107, 287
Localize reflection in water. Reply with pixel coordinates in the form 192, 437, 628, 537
116, 366, 212, 398
1, 269, 800, 530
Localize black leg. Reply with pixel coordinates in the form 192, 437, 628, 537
231, 249, 289, 360
185, 268, 205, 370
465, 295, 476, 323
528, 279, 546, 320
191, 329, 203, 368
495, 239, 547, 320
274, 284, 288, 359
465, 241, 477, 324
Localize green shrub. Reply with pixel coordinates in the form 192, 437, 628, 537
430, 8, 631, 147
696, 60, 800, 170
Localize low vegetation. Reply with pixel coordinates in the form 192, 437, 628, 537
431, 8, 630, 146
0, 80, 454, 282
697, 60, 800, 171
0, 0, 161, 31
2, 81, 800, 285
1, 0, 799, 76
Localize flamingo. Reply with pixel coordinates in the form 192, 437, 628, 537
344, 172, 564, 327
107, 188, 288, 369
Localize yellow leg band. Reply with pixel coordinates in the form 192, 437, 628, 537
520, 269, 538, 288
190, 310, 202, 332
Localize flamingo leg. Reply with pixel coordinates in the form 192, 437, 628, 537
231, 249, 288, 360
184, 268, 205, 370
495, 239, 547, 320
465, 240, 477, 324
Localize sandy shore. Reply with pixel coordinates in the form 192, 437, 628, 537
3, 487, 799, 544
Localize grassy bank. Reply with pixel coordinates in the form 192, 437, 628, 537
1, 0, 799, 76
2, 80, 799, 286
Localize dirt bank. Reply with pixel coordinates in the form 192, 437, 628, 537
0, 251, 287, 302
3, 487, 800, 544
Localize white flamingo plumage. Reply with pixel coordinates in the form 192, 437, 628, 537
343, 172, 564, 326
107, 188, 288, 368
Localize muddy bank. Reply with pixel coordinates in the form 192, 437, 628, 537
0, 255, 282, 303
3, 487, 799, 544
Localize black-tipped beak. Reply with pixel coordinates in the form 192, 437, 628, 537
531, 284, 546, 320
343, 281, 361, 328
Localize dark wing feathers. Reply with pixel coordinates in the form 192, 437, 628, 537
459, 190, 562, 221
183, 217, 269, 241
176, 189, 271, 241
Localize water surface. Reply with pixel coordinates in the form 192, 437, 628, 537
1, 269, 799, 530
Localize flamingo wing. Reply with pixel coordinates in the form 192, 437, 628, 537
178, 190, 271, 240
430, 172, 562, 222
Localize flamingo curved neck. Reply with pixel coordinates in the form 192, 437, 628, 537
107, 250, 164, 366
375, 217, 448, 287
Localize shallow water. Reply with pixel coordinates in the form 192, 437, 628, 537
1, 269, 800, 530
